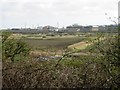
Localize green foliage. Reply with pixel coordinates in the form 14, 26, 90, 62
2, 31, 12, 43
91, 34, 120, 88
2, 31, 30, 62
42, 36, 46, 38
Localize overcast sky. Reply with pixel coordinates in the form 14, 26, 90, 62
0, 0, 119, 29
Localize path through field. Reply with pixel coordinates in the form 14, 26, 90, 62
68, 41, 92, 50
68, 37, 105, 51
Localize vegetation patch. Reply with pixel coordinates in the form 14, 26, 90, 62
2, 32, 120, 88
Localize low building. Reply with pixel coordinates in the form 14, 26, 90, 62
42, 25, 58, 33
92, 26, 99, 32
10, 28, 41, 34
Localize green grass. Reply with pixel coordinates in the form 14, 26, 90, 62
58, 54, 98, 68
22, 37, 85, 50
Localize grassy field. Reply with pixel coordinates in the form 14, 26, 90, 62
3, 33, 109, 57
22, 36, 86, 50
9, 33, 102, 57
68, 36, 106, 51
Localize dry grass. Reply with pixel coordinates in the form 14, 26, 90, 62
8, 34, 23, 39
68, 37, 106, 51
68, 41, 92, 50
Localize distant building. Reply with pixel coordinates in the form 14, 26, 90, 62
8, 24, 118, 34
98, 25, 107, 32
11, 28, 20, 31
42, 25, 58, 33
37, 26, 43, 30
92, 26, 99, 32
42, 26, 49, 33
81, 26, 92, 32
65, 25, 93, 33
10, 28, 41, 34
66, 24, 82, 33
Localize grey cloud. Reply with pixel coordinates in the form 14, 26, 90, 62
0, 0, 119, 28
1, 2, 20, 12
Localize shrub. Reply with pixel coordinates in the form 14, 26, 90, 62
2, 31, 30, 62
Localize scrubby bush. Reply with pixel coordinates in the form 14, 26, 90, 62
2, 31, 30, 62
42, 36, 46, 38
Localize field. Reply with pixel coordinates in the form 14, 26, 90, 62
22, 36, 85, 49
2, 31, 119, 88
4, 33, 106, 58
1, 32, 111, 57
